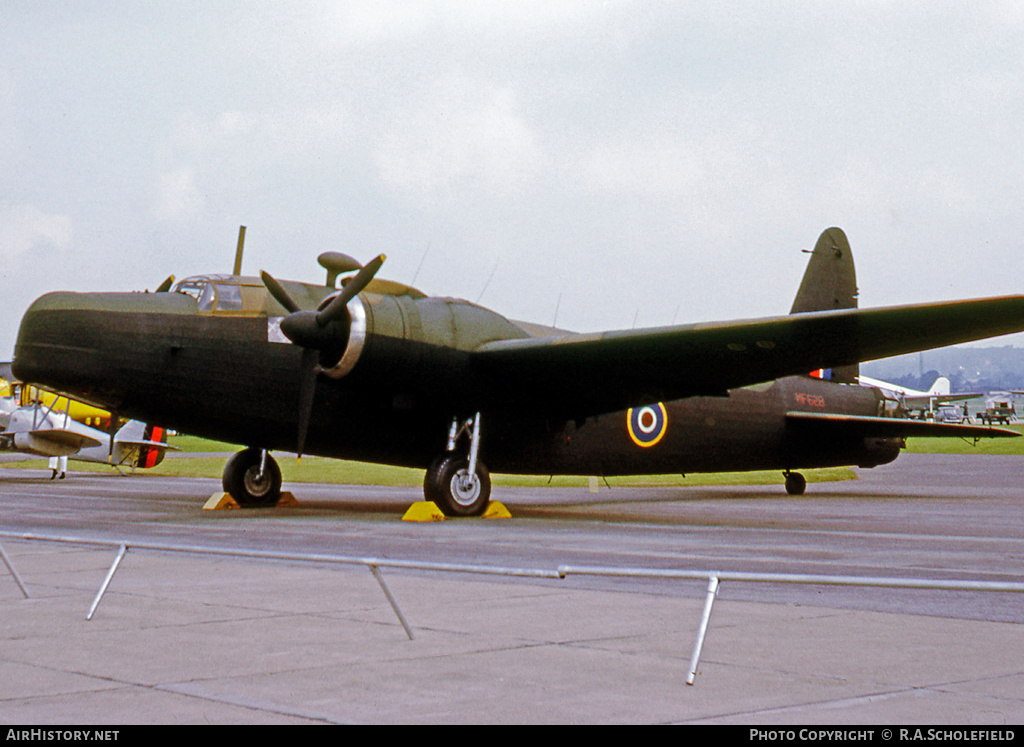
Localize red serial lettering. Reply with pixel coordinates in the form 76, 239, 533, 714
794, 393, 826, 408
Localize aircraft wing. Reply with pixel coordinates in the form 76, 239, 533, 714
901, 392, 984, 407
785, 412, 1020, 439
21, 428, 103, 450
472, 295, 1024, 417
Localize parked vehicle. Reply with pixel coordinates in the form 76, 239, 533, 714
936, 404, 965, 424
978, 398, 1016, 425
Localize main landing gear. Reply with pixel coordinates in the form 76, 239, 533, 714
220, 416, 493, 515
424, 413, 491, 517
223, 447, 282, 507
783, 470, 806, 496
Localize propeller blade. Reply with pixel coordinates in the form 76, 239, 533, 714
260, 255, 384, 458
261, 271, 301, 314
296, 347, 319, 459
155, 275, 175, 293
317, 254, 385, 326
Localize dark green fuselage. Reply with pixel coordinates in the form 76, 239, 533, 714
12, 284, 897, 477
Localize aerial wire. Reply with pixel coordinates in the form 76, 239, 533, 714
410, 241, 431, 286
476, 259, 500, 304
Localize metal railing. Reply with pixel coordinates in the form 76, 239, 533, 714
0, 531, 562, 641
3, 530, 1024, 685
555, 565, 1024, 683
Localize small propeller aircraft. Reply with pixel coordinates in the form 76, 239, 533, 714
0, 394, 174, 477
11, 227, 1024, 515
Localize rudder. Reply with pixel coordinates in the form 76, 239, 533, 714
791, 228, 859, 384
137, 424, 169, 468
790, 227, 858, 314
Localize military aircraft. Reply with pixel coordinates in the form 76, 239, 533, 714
0, 394, 173, 477
10, 227, 1024, 515
856, 374, 983, 419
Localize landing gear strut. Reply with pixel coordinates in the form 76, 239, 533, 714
223, 447, 282, 506
425, 413, 491, 517
783, 470, 806, 496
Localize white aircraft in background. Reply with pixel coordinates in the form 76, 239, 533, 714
0, 395, 175, 478
858, 375, 983, 420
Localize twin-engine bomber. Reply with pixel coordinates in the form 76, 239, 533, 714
12, 227, 1024, 515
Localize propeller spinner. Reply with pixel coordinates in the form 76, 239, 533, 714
261, 254, 385, 458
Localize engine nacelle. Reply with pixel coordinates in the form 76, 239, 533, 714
857, 437, 902, 468
315, 293, 531, 402
318, 295, 368, 379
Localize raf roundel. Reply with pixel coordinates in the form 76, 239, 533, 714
626, 403, 668, 448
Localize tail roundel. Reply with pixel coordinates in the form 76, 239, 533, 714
792, 228, 859, 384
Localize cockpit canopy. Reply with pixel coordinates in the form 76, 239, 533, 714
172, 273, 428, 314
173, 275, 254, 312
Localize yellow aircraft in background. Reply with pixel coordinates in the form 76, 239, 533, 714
2, 379, 112, 430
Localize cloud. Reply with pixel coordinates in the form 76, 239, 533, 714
4, 1, 1024, 356
374, 80, 546, 206
152, 167, 202, 221
0, 203, 72, 262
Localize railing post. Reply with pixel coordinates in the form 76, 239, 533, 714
0, 542, 30, 599
87, 544, 127, 621
687, 574, 720, 685
369, 565, 415, 640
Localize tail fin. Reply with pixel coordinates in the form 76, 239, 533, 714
114, 419, 146, 442
791, 227, 859, 384
112, 421, 174, 468
791, 228, 858, 313
928, 376, 951, 396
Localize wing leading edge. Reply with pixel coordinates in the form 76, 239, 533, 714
472, 295, 1024, 417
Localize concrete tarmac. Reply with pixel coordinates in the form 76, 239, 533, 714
1, 455, 1023, 724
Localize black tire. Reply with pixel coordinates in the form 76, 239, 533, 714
784, 471, 806, 496
222, 448, 282, 507
424, 454, 491, 517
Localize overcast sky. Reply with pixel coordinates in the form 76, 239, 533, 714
3, 1, 1024, 358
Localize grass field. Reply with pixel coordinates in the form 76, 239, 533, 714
154, 422, 1024, 487
901, 423, 1024, 454
10, 425, 1022, 488
153, 434, 856, 487
158, 456, 858, 488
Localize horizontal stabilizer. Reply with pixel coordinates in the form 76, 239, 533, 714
116, 440, 179, 452
786, 411, 1020, 439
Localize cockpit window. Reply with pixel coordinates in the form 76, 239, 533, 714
174, 278, 207, 302
196, 282, 217, 311
212, 283, 242, 310
173, 275, 246, 312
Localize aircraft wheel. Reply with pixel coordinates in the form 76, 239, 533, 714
424, 454, 491, 517
784, 471, 806, 496
223, 448, 282, 507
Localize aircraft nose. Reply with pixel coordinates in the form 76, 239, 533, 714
12, 292, 111, 399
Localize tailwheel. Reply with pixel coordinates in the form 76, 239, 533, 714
223, 448, 282, 507
783, 470, 806, 496
424, 453, 491, 517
